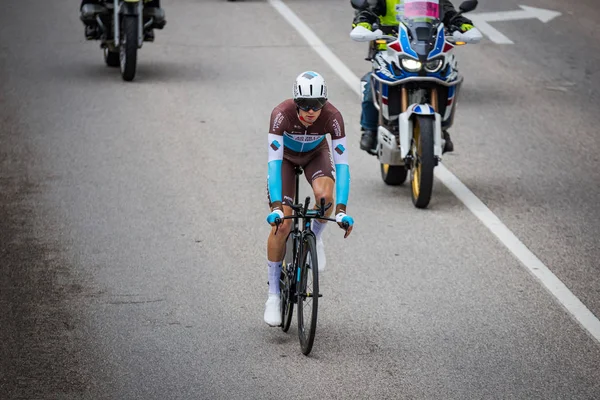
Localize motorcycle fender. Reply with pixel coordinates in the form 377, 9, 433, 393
408, 103, 436, 116
120, 1, 139, 16
400, 104, 441, 159
399, 112, 412, 159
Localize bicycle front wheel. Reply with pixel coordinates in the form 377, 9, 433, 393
297, 234, 319, 355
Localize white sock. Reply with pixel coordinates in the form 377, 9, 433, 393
312, 220, 327, 241
267, 260, 282, 294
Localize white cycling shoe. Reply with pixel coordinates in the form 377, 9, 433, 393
264, 293, 282, 327
316, 238, 326, 272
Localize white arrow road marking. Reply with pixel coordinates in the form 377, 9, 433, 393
469, 5, 562, 44
268, 0, 600, 345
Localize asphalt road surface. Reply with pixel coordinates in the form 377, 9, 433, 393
1, 0, 599, 399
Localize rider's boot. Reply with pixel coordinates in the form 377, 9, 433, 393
360, 129, 377, 155
443, 130, 454, 153
84, 25, 99, 40
144, 29, 155, 42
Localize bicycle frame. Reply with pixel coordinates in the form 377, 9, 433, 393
277, 167, 340, 353
278, 167, 335, 298
285, 169, 320, 288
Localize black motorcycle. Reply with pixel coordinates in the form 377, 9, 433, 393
80, 0, 166, 81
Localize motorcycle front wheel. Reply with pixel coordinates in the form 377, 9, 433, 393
410, 115, 435, 208
119, 15, 138, 81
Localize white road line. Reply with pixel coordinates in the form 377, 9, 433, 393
267, 0, 360, 94
435, 168, 600, 343
468, 17, 514, 44
268, 0, 600, 344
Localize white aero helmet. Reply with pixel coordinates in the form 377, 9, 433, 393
293, 71, 328, 111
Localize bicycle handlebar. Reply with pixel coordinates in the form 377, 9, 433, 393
273, 215, 348, 234
272, 196, 350, 234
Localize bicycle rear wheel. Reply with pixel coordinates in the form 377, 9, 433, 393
297, 234, 319, 355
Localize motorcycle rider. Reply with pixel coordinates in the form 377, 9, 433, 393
352, 0, 478, 155
80, 0, 166, 40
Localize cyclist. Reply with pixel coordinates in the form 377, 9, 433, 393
352, 0, 480, 155
264, 71, 355, 327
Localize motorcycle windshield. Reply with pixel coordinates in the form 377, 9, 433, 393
397, 0, 442, 60
398, 0, 441, 24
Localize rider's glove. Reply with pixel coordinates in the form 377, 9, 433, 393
335, 212, 354, 238
453, 26, 483, 44
266, 209, 284, 226
352, 22, 372, 31
460, 23, 474, 32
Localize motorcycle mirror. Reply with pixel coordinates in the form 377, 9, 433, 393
459, 0, 478, 13
350, 0, 369, 10
350, 26, 383, 42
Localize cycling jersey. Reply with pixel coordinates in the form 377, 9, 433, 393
267, 99, 350, 213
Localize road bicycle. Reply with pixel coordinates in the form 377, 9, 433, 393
274, 167, 349, 355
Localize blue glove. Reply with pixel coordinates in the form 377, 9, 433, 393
335, 212, 354, 238
266, 209, 284, 226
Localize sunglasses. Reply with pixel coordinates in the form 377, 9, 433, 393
295, 97, 327, 112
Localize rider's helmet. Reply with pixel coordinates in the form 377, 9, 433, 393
293, 71, 328, 111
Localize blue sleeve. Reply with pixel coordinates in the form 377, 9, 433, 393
335, 163, 350, 206
268, 160, 283, 204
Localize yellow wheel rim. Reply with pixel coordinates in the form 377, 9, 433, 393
382, 164, 390, 175
411, 121, 421, 199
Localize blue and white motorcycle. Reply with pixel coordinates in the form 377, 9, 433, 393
350, 0, 481, 208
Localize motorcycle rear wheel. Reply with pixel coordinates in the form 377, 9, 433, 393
104, 48, 119, 67
380, 163, 407, 186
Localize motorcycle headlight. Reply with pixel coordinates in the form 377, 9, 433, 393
425, 59, 443, 72
400, 58, 422, 72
